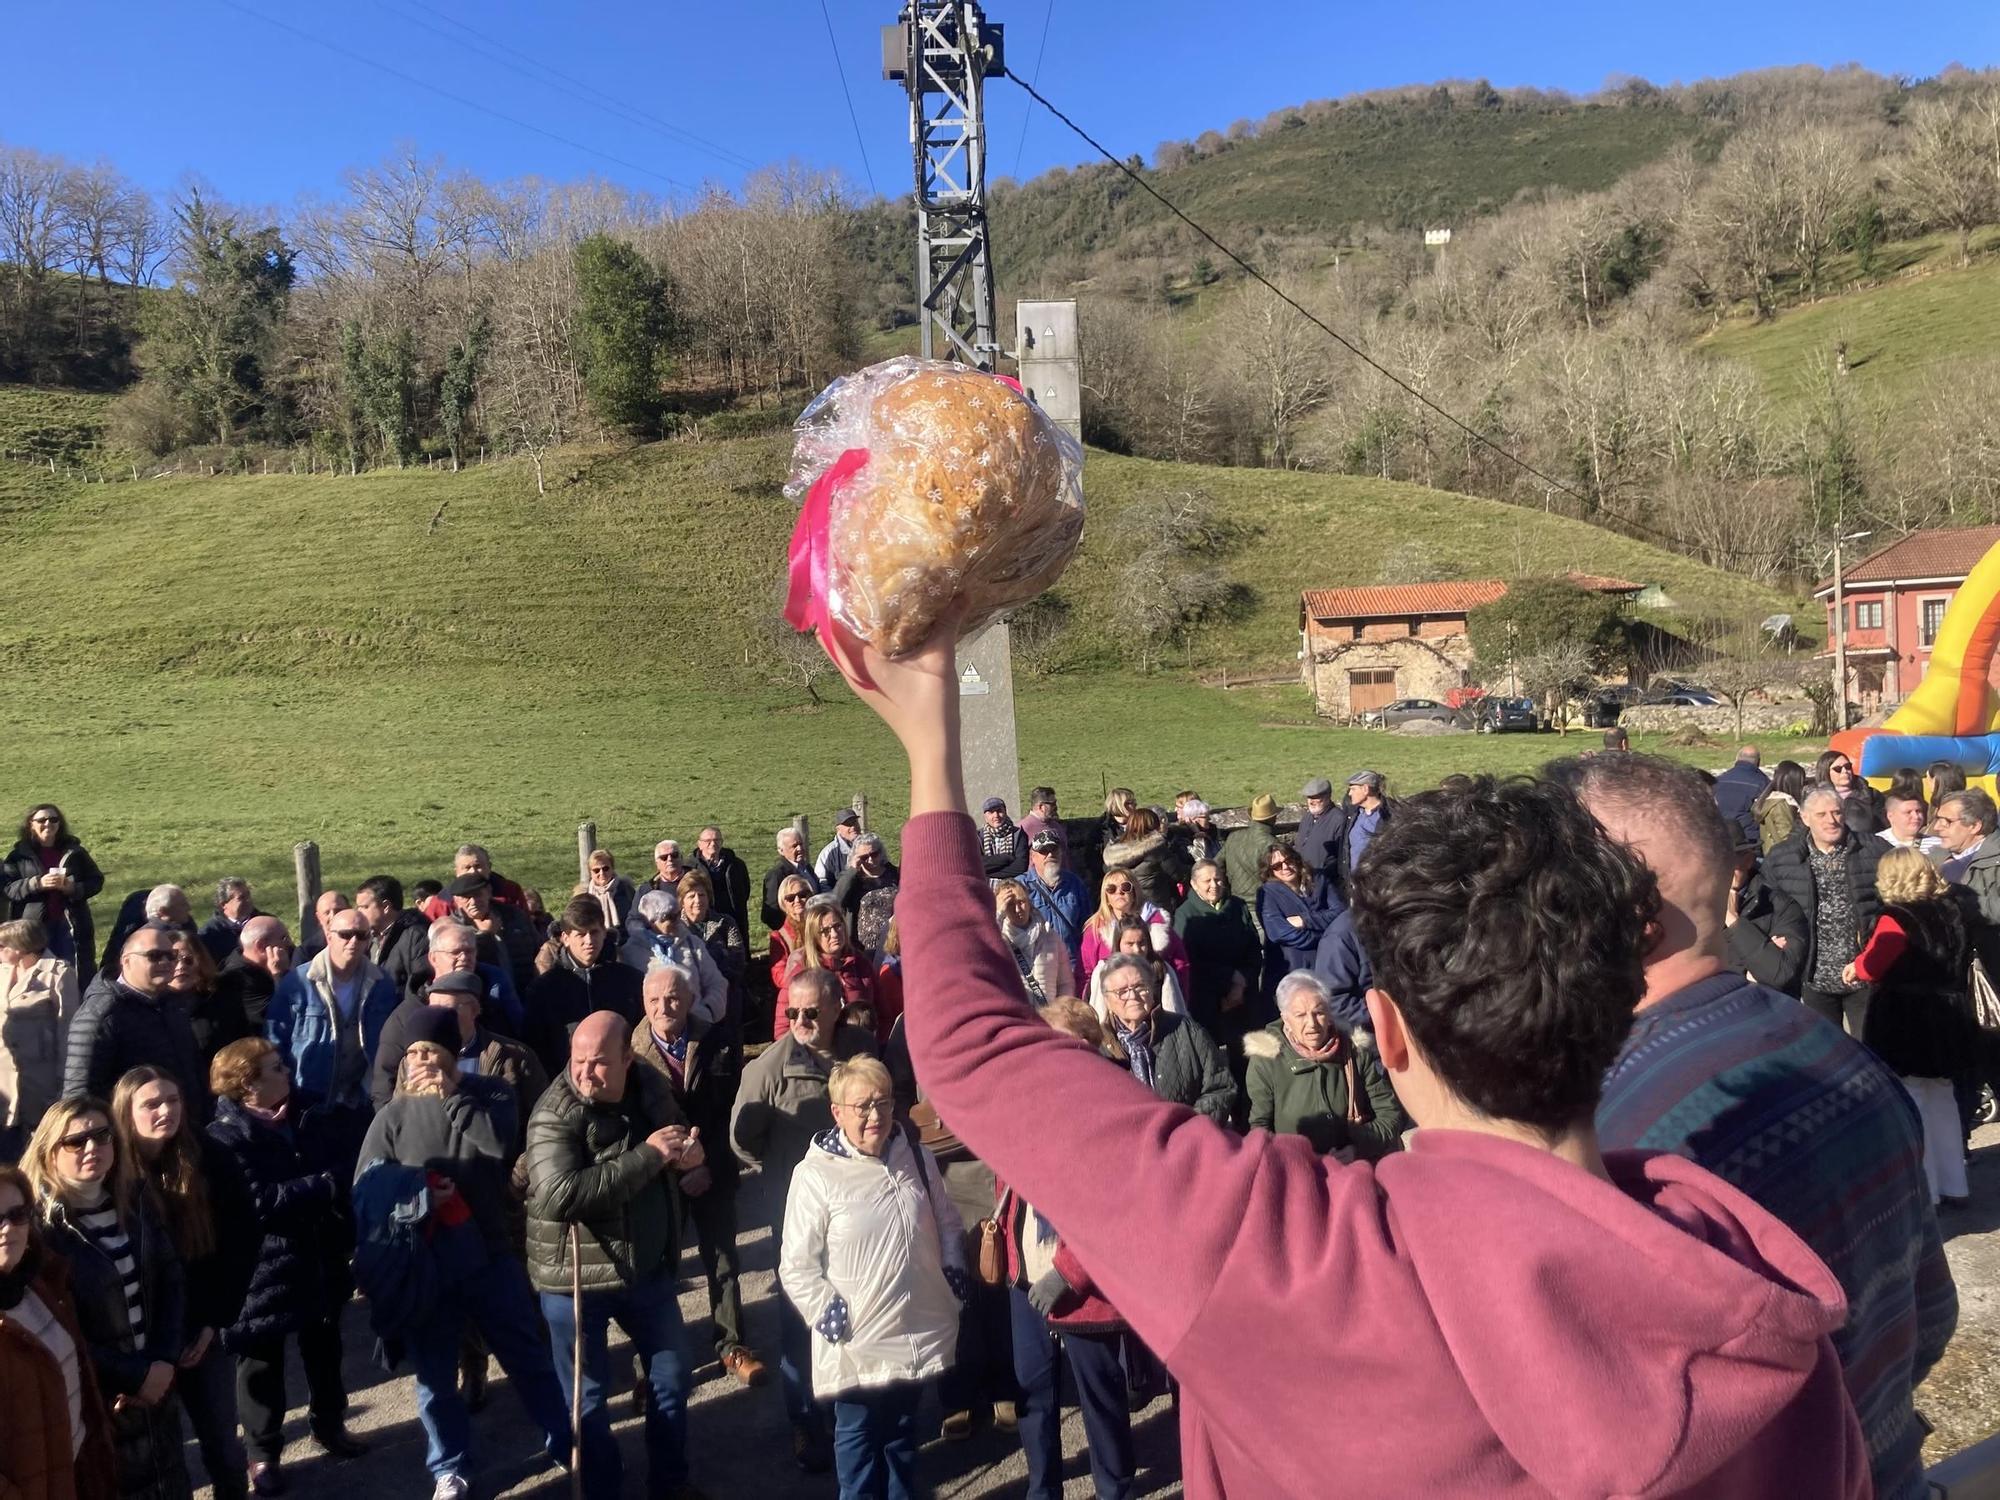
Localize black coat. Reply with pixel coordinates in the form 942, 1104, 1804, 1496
210, 952, 279, 1039
1759, 829, 1883, 985
374, 908, 433, 997
523, 953, 644, 1075
181, 1134, 259, 1338
697, 849, 752, 929
1119, 1010, 1237, 1124
203, 1095, 352, 1348
760, 858, 820, 933
1723, 873, 1809, 996
2, 835, 103, 983
64, 975, 207, 1110
1863, 898, 1982, 1079
1103, 831, 1185, 913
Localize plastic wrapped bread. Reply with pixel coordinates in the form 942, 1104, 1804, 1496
784, 356, 1086, 658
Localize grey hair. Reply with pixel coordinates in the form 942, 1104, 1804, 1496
455, 843, 490, 863
1944, 788, 1999, 834
1274, 970, 1333, 1016
143, 884, 185, 918
699, 825, 722, 840
642, 959, 696, 994
213, 876, 251, 911
428, 916, 477, 952
1098, 953, 1154, 998
637, 889, 679, 922
776, 827, 802, 852
1801, 786, 1843, 816
855, 832, 886, 853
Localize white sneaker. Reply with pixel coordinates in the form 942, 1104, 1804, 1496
431, 1476, 469, 1500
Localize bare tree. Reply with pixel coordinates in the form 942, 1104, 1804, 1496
1897, 96, 1997, 267
1785, 123, 1861, 300
1224, 277, 1332, 468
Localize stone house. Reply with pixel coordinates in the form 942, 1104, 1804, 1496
1298, 574, 1641, 718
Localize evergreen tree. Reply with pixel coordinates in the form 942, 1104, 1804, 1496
573, 234, 673, 435
438, 313, 490, 471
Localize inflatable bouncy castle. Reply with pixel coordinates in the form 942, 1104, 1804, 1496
1831, 538, 2000, 797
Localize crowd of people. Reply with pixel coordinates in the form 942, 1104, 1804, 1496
0, 709, 1990, 1498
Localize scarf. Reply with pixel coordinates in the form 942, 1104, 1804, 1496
999, 918, 1047, 1002
1114, 1016, 1157, 1091
1289, 1031, 1371, 1125
589, 882, 619, 931
242, 1097, 289, 1127
0, 1242, 43, 1311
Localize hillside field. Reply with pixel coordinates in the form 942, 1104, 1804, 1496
0, 420, 1818, 914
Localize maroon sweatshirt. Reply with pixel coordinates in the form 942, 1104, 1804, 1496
898, 812, 1869, 1499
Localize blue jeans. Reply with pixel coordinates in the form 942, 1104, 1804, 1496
411, 1257, 569, 1482
1010, 1289, 1134, 1500
777, 1288, 826, 1438
831, 1380, 921, 1500
540, 1275, 691, 1500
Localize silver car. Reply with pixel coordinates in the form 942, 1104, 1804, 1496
1361, 697, 1453, 729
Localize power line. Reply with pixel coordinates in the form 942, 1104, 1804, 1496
817, 0, 878, 197
387, 0, 762, 175
1010, 0, 1054, 180
212, 0, 696, 194
1002, 67, 1780, 567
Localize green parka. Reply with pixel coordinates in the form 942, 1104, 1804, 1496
1244, 1021, 1405, 1159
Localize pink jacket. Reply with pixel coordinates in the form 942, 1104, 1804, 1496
1079, 910, 1190, 995
898, 814, 1868, 1500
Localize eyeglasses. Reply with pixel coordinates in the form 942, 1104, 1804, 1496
329, 928, 369, 941
58, 1125, 113, 1154
1270, 859, 1297, 871
28, 816, 57, 827
838, 1098, 894, 1118
0, 1203, 30, 1228
655, 851, 678, 861
1103, 882, 1133, 894
134, 948, 177, 964
1106, 984, 1150, 1000
785, 1007, 822, 1023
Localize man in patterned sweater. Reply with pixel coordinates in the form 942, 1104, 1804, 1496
1558, 753, 1957, 1500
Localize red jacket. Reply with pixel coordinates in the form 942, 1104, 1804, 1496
771, 949, 876, 1041
898, 813, 1867, 1500
994, 1178, 1125, 1335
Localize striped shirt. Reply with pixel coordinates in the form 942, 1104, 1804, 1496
75, 1204, 146, 1349
1598, 969, 1959, 1500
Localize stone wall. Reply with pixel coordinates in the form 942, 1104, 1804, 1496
1617, 700, 1814, 736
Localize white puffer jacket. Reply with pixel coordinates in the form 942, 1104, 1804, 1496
779, 1125, 965, 1399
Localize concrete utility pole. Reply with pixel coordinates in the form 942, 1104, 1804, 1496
884, 1, 1022, 814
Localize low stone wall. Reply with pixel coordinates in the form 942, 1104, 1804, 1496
1618, 701, 1814, 736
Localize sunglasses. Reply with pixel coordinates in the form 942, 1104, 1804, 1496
782, 893, 807, 903
58, 1125, 113, 1154
1104, 882, 1133, 893
0, 1203, 31, 1228
786, 1007, 822, 1023
329, 928, 369, 940
134, 948, 177, 964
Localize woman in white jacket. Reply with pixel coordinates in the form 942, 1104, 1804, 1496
780, 1056, 968, 1499
994, 882, 1068, 1004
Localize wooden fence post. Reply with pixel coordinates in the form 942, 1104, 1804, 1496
293, 842, 323, 947
792, 813, 810, 856
852, 792, 868, 834
577, 821, 597, 886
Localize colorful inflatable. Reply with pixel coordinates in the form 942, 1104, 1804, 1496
1831, 536, 2000, 796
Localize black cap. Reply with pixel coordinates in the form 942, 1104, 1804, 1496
982, 796, 1007, 813
407, 1006, 464, 1052
426, 970, 483, 999
836, 809, 860, 828
445, 873, 490, 898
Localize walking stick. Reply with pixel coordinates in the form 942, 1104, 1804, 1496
569, 1222, 584, 1500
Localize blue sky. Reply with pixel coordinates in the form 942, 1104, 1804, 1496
3, 1, 1993, 208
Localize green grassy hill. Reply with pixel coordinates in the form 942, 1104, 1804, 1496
1697, 232, 2000, 416
0, 424, 1807, 912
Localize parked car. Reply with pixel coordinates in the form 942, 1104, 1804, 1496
1460, 696, 1543, 734
1584, 684, 1644, 728
1360, 697, 1454, 729
1649, 688, 1723, 708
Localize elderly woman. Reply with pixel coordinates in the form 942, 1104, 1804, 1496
582, 849, 636, 946
0, 1160, 118, 1500
772, 895, 875, 1043
997, 999, 1137, 1500
780, 1056, 966, 1500
995, 881, 1068, 1006
3, 804, 105, 982
1, 918, 79, 1160
1256, 842, 1336, 1014
25, 1096, 192, 1500
678, 871, 748, 994
1171, 862, 1259, 1045
621, 889, 728, 1022
1086, 918, 1186, 1025
203, 1037, 361, 1493
112, 1067, 255, 1500
1245, 972, 1405, 1162
1098, 954, 1236, 1124
1079, 871, 1190, 994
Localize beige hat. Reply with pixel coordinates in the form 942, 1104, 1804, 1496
1249, 793, 1279, 822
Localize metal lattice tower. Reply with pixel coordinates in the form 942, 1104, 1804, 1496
884, 2, 1005, 368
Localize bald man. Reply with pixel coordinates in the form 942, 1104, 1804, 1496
525, 1010, 705, 1500
1550, 752, 1956, 1500
200, 914, 295, 1067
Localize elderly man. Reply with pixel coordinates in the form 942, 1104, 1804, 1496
1336, 771, 1391, 884
1561, 753, 1955, 1500
831, 833, 898, 927
1221, 794, 1280, 903
1292, 778, 1340, 877
693, 826, 751, 931
295, 887, 352, 964
526, 1011, 707, 1500
1023, 832, 1089, 975
633, 963, 766, 1388
621, 891, 727, 1022
98, 881, 198, 972
64, 919, 205, 1103
392, 914, 521, 1024
1713, 745, 1769, 846
980, 798, 1028, 880
204, 913, 294, 1063
1762, 785, 1883, 1036
446, 871, 540, 992
814, 809, 862, 887
268, 904, 399, 1134
762, 828, 821, 933
371, 929, 538, 1109
524, 896, 644, 1075
640, 839, 689, 901
356, 1005, 571, 1500
200, 876, 258, 962
1017, 787, 1068, 863
733, 968, 853, 1473
1936, 788, 2000, 911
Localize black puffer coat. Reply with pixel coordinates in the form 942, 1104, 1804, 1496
1111, 1010, 1238, 1124
523, 953, 644, 1076
1862, 898, 1982, 1079
2, 835, 104, 984
203, 1095, 352, 1348
63, 975, 206, 1110
1760, 828, 1884, 983
40, 1193, 191, 1500
1103, 831, 1187, 914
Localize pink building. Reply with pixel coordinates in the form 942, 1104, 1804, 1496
1815, 525, 2000, 708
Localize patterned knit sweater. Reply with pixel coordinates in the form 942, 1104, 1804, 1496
1598, 968, 1958, 1500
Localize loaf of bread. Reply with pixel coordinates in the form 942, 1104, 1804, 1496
787, 357, 1085, 657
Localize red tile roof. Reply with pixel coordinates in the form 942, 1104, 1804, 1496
1300, 573, 1642, 624
1813, 526, 2000, 592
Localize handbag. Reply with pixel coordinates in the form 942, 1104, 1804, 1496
970, 1217, 1006, 1287
1970, 954, 2000, 1032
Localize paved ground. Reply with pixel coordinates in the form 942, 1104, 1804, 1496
189, 1128, 2000, 1498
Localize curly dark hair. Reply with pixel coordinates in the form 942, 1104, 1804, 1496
1347, 775, 1658, 1132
